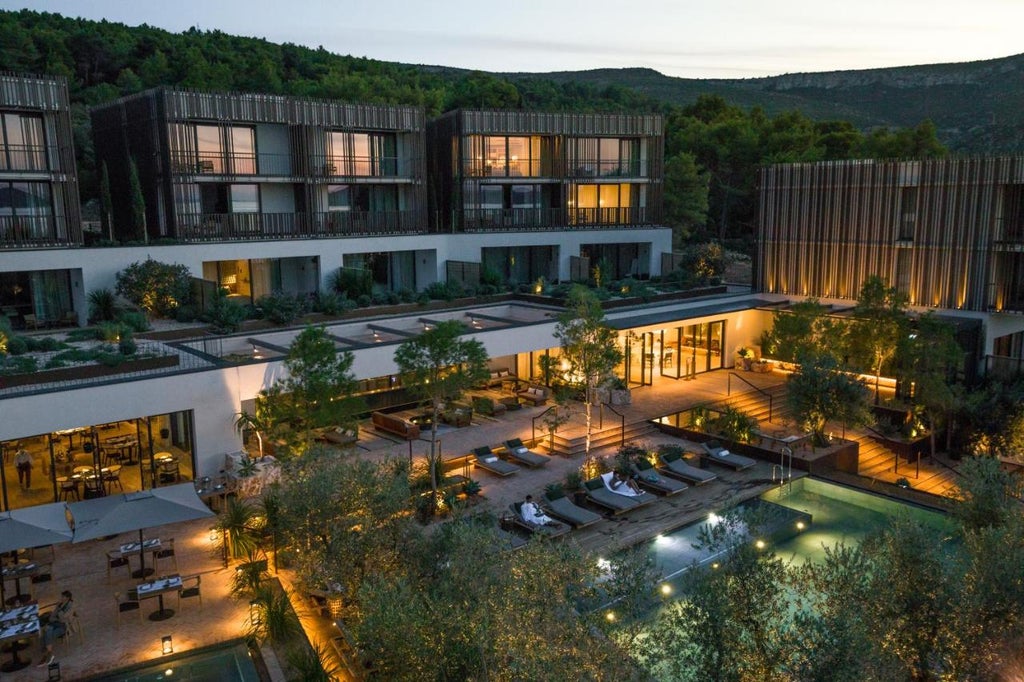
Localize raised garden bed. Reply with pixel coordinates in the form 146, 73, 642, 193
0, 354, 179, 388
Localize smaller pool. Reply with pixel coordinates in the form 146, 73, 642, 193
82, 640, 262, 682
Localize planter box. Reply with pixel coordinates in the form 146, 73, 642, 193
0, 354, 180, 389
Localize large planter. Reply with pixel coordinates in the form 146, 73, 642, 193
0, 354, 180, 389
609, 388, 632, 406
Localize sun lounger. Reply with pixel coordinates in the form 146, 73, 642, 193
542, 491, 602, 528
700, 440, 757, 471
509, 502, 570, 538
503, 438, 550, 468
630, 460, 688, 496
472, 447, 520, 477
657, 451, 718, 485
582, 473, 657, 514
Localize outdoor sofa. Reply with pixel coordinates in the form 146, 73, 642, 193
371, 411, 419, 440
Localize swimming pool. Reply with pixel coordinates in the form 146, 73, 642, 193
82, 640, 262, 682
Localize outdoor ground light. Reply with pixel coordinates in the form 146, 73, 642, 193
755, 539, 767, 550
796, 521, 806, 530
162, 635, 173, 655
47, 661, 61, 681
660, 584, 672, 596
249, 600, 262, 626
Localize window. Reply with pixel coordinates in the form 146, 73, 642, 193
326, 132, 398, 176
171, 124, 257, 174
0, 113, 46, 171
0, 181, 53, 238
230, 185, 259, 213
464, 136, 541, 177
569, 138, 640, 177
326, 185, 397, 213
569, 183, 634, 224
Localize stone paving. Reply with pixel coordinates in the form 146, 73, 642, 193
1, 368, 961, 681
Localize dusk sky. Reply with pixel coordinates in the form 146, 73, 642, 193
5, 0, 1023, 78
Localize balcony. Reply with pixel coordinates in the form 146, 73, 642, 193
177, 210, 424, 242
461, 206, 654, 232
462, 159, 545, 178
0, 215, 72, 248
313, 155, 401, 179
567, 158, 646, 178
0, 145, 50, 173
169, 152, 293, 177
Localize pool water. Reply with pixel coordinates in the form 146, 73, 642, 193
82, 640, 262, 682
762, 478, 951, 565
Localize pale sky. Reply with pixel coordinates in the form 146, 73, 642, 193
6, 0, 1024, 78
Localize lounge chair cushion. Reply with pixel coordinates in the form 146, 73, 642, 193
601, 471, 640, 497
584, 478, 604, 491
546, 489, 565, 500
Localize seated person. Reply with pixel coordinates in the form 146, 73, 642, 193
37, 590, 73, 667
608, 470, 643, 496
520, 495, 557, 527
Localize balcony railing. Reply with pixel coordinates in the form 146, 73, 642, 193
566, 158, 647, 178
460, 206, 653, 232
0, 145, 50, 172
177, 210, 424, 242
312, 155, 401, 178
0, 215, 72, 248
462, 159, 544, 178
169, 152, 292, 176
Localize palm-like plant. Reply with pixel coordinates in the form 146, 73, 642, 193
217, 497, 260, 561
247, 583, 301, 646
285, 642, 340, 682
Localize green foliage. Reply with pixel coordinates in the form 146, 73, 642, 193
663, 152, 710, 248
394, 320, 489, 493
759, 298, 839, 364
115, 310, 149, 333
847, 276, 909, 399
256, 291, 307, 326
423, 280, 464, 301
115, 257, 192, 317
118, 336, 136, 355
126, 156, 147, 242
786, 352, 872, 443
202, 288, 247, 334
0, 355, 37, 375
87, 288, 117, 323
247, 582, 301, 647
311, 291, 354, 316
256, 326, 364, 453
714, 405, 758, 443
329, 267, 372, 299
5, 336, 27, 356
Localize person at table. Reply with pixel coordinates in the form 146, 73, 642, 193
37, 590, 73, 667
13, 448, 33, 490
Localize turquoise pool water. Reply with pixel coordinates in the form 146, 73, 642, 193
83, 640, 261, 682
762, 477, 951, 565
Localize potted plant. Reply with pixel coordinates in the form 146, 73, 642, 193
606, 375, 632, 406
563, 470, 586, 506
462, 479, 482, 499
737, 346, 755, 371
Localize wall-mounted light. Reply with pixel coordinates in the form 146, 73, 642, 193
161, 635, 173, 655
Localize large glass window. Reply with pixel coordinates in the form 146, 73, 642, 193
0, 113, 46, 171
0, 181, 53, 239
0, 412, 195, 512
230, 185, 259, 213
172, 123, 256, 174
326, 132, 398, 177
570, 183, 634, 224
464, 135, 542, 177
569, 137, 640, 177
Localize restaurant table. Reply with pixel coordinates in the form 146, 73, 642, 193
120, 538, 161, 579
105, 436, 139, 464
1, 561, 38, 606
136, 575, 182, 621
0, 604, 39, 672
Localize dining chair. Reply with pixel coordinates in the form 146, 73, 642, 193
177, 574, 202, 610
114, 590, 141, 627
58, 611, 83, 646
153, 538, 177, 573
58, 478, 79, 502
106, 550, 130, 583
102, 464, 123, 491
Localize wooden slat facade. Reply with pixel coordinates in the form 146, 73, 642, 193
758, 157, 1024, 313
427, 109, 664, 234
0, 73, 82, 248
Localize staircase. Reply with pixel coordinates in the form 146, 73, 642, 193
540, 412, 659, 458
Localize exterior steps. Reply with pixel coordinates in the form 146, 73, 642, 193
541, 417, 658, 458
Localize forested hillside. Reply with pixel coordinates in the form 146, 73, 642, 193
0, 9, 951, 249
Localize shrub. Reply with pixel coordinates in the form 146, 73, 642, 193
119, 337, 137, 355
97, 322, 124, 342
96, 351, 125, 367
415, 292, 430, 306
257, 292, 305, 326
116, 311, 150, 333
0, 355, 37, 374
312, 292, 349, 316
370, 292, 387, 306
115, 258, 192, 317
396, 287, 415, 304
88, 288, 118, 323
6, 337, 28, 355
174, 305, 197, 323
25, 336, 64, 352
203, 290, 247, 334
329, 267, 372, 299
384, 291, 399, 305
356, 294, 372, 308
478, 283, 498, 297
424, 280, 463, 301
480, 266, 503, 288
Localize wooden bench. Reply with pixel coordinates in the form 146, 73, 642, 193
371, 411, 420, 440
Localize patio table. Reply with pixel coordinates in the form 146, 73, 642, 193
1, 561, 38, 606
136, 574, 182, 621
0, 603, 38, 672
119, 538, 161, 579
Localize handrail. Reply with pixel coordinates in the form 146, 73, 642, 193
726, 372, 774, 423
600, 402, 626, 448
531, 405, 559, 447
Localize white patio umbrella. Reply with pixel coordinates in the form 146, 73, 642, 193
67, 483, 214, 577
0, 503, 73, 605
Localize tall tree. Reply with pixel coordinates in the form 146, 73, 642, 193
899, 313, 963, 457
253, 325, 363, 455
848, 276, 908, 403
126, 156, 147, 243
786, 352, 872, 446
552, 285, 623, 461
759, 298, 838, 364
393, 319, 489, 498
99, 161, 113, 241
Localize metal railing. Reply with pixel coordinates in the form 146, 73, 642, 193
726, 371, 774, 423
176, 210, 425, 242
565, 158, 647, 178
532, 404, 559, 449
460, 205, 653, 232
312, 154, 400, 178
0, 144, 50, 171
0, 215, 73, 248
598, 402, 626, 448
